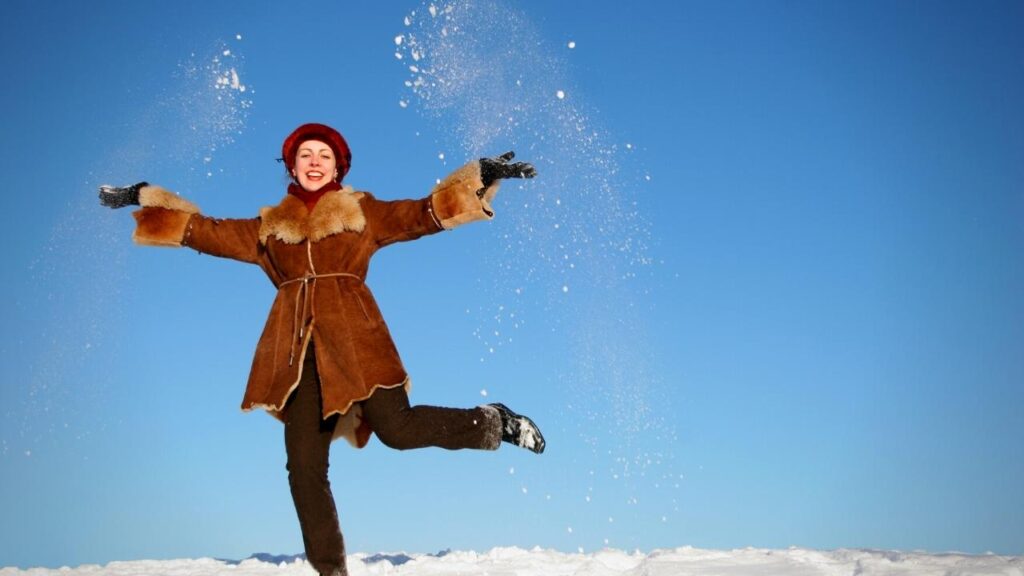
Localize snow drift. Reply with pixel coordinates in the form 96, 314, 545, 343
3, 546, 1021, 575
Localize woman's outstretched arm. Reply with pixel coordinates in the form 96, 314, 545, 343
366, 151, 537, 247
99, 182, 264, 265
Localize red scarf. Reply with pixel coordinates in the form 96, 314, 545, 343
287, 181, 342, 211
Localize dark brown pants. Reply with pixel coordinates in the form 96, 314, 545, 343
283, 345, 500, 576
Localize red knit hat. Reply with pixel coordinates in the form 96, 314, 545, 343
282, 123, 352, 182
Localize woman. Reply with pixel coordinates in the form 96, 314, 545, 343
99, 123, 545, 576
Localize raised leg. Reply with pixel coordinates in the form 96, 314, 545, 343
360, 385, 502, 451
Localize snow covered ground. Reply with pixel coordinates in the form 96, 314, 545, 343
3, 546, 1022, 576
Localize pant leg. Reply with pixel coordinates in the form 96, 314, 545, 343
283, 346, 347, 576
360, 385, 502, 451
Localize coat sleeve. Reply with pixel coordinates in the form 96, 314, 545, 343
361, 193, 445, 247
181, 215, 263, 264
361, 159, 501, 246
131, 185, 263, 265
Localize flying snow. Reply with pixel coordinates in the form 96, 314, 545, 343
394, 0, 669, 550
8, 38, 256, 460
174, 41, 254, 175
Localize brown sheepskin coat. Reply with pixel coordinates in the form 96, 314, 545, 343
130, 161, 500, 447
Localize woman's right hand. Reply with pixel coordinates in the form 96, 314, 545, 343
98, 182, 148, 209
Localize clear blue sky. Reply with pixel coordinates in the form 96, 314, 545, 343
2, 0, 1023, 569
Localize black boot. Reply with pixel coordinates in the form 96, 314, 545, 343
488, 403, 546, 454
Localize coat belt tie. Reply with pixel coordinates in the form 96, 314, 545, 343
279, 272, 364, 366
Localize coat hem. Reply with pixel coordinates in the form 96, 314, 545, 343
240, 322, 413, 450
322, 376, 412, 421
242, 323, 317, 415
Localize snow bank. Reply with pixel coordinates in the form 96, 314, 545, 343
3, 546, 1021, 575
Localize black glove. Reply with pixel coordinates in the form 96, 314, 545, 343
98, 182, 148, 209
479, 151, 537, 192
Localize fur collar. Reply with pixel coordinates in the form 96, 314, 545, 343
259, 185, 366, 244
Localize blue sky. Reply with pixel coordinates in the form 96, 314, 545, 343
2, 0, 1023, 569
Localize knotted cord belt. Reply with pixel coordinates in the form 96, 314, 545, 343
278, 272, 364, 366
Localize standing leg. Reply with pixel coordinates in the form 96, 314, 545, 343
360, 385, 503, 451
283, 346, 346, 576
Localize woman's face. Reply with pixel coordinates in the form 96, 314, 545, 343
292, 139, 338, 192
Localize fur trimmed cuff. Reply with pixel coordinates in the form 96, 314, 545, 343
478, 404, 503, 451
430, 161, 501, 229
138, 185, 200, 213
131, 186, 200, 247
132, 208, 193, 247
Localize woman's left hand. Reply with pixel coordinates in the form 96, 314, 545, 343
479, 151, 537, 192
431, 154, 536, 229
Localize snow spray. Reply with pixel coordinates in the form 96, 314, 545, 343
7, 38, 253, 459
395, 1, 679, 549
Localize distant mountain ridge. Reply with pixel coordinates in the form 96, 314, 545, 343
219, 549, 452, 567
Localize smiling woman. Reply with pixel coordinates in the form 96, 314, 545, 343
294, 141, 337, 189
97, 122, 543, 576
281, 123, 351, 208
